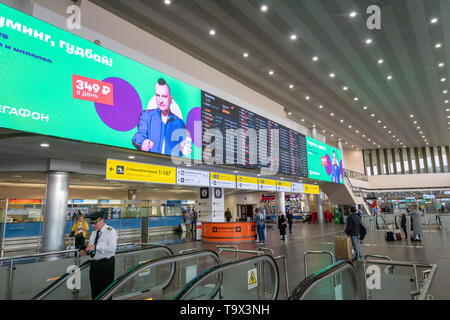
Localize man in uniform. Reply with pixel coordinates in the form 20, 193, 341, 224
80, 211, 117, 300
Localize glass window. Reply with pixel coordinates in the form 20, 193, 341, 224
402, 148, 409, 174
379, 149, 386, 175
387, 149, 394, 174
418, 148, 425, 172
363, 150, 371, 176
442, 146, 448, 173
410, 148, 417, 174
372, 149, 378, 175
434, 147, 441, 173
395, 149, 402, 174
425, 147, 433, 173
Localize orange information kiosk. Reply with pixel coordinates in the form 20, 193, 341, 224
201, 221, 257, 243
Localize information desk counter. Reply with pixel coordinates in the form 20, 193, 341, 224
201, 221, 257, 243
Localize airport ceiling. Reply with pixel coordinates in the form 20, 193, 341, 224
91, 0, 450, 150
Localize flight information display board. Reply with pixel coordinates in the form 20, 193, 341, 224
202, 91, 308, 177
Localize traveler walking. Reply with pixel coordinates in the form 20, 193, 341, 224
400, 213, 408, 240
286, 209, 294, 234
254, 208, 266, 244
344, 207, 363, 260
411, 205, 423, 241
277, 211, 287, 241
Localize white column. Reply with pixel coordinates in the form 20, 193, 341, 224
41, 172, 69, 253
197, 187, 224, 222
316, 191, 324, 225
276, 192, 286, 215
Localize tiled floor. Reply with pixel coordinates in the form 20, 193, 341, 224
163, 222, 449, 300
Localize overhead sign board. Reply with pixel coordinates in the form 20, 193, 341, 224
304, 184, 320, 194
276, 181, 292, 192
176, 168, 209, 187
106, 159, 176, 184
258, 178, 277, 191
291, 182, 304, 193
237, 176, 259, 190
210, 172, 236, 189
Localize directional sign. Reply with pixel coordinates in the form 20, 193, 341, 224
258, 178, 277, 191
106, 159, 176, 184
177, 168, 210, 187
304, 184, 320, 194
291, 182, 304, 193
237, 176, 259, 190
210, 172, 236, 189
276, 181, 292, 192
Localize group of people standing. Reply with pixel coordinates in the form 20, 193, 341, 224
254, 208, 295, 243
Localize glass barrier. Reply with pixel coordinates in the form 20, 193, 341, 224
289, 260, 359, 300
97, 250, 221, 300
363, 259, 437, 300
176, 255, 279, 300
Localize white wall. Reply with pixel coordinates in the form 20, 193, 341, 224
343, 150, 365, 174
368, 173, 450, 190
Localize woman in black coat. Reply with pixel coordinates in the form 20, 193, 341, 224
286, 209, 294, 234
278, 211, 287, 240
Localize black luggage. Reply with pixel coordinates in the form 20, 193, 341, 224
385, 231, 395, 241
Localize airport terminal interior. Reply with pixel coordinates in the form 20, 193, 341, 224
0, 0, 449, 302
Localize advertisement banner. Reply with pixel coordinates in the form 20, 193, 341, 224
0, 4, 202, 160
306, 137, 344, 184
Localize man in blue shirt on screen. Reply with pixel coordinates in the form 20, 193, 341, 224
331, 151, 341, 183
132, 78, 191, 157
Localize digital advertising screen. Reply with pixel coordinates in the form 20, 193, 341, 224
306, 137, 344, 184
0, 4, 202, 160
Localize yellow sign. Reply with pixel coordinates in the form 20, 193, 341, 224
210, 172, 236, 182
248, 268, 258, 289
258, 178, 276, 186
304, 184, 320, 194
238, 176, 258, 184
277, 181, 292, 188
106, 159, 176, 184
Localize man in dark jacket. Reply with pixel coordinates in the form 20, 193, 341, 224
345, 207, 363, 260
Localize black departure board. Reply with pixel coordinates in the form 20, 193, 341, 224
201, 91, 308, 177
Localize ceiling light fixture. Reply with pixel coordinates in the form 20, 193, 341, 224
243, 52, 249, 58
438, 62, 445, 68
329, 73, 335, 78
378, 59, 384, 64
365, 38, 373, 44
387, 75, 392, 80
343, 86, 348, 91
431, 18, 439, 24
268, 70, 274, 75
290, 34, 297, 40
350, 11, 357, 18
436, 43, 442, 48
289, 84, 294, 89
40, 143, 50, 148
312, 56, 319, 61
261, 4, 268, 12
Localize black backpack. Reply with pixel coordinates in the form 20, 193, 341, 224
385, 231, 395, 241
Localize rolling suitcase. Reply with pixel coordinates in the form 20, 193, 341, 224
334, 234, 352, 260
394, 230, 402, 240
385, 231, 395, 241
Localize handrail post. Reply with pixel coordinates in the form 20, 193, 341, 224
7, 257, 14, 300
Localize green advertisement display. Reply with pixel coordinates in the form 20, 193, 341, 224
0, 4, 202, 159
306, 137, 344, 184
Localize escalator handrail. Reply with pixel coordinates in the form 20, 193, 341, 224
31, 244, 174, 300
175, 254, 279, 301
32, 260, 92, 300
97, 250, 221, 300
289, 260, 358, 300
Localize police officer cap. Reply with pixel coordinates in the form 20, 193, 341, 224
85, 211, 105, 224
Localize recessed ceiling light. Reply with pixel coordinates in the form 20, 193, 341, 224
290, 34, 297, 40
209, 29, 216, 36
387, 75, 392, 80
268, 70, 274, 75
289, 84, 294, 89
340, 119, 344, 123
261, 4, 268, 12
363, 106, 368, 110
383, 126, 387, 129
445, 100, 449, 104
322, 130, 326, 133
413, 121, 418, 124
234, 171, 239, 173
362, 134, 366, 138
365, 38, 373, 44
438, 62, 445, 68
331, 134, 334, 137
436, 43, 442, 48
312, 125, 316, 128
446, 108, 450, 112
354, 97, 359, 101
330, 113, 335, 117
368, 138, 371, 141
128, 156, 135, 159
431, 18, 439, 24
377, 120, 382, 123
355, 130, 359, 133
441, 78, 447, 82
392, 135, 396, 138
371, 114, 375, 117
243, 52, 249, 58
312, 56, 319, 61
329, 73, 335, 78
343, 86, 348, 91
419, 131, 423, 134
319, 105, 323, 109
350, 11, 357, 18
305, 96, 310, 100
301, 119, 305, 122
444, 90, 448, 94
348, 125, 352, 128
164, 0, 171, 5
40, 143, 50, 147
378, 59, 384, 64
288, 112, 292, 115
388, 131, 392, 133
417, 127, 421, 129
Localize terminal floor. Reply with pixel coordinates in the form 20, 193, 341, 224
165, 223, 450, 300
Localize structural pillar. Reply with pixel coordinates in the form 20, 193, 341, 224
311, 127, 319, 140
41, 172, 69, 253
316, 191, 324, 225
197, 187, 224, 222
338, 140, 345, 168
276, 192, 286, 215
